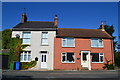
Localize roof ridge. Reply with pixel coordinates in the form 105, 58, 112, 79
59, 28, 99, 30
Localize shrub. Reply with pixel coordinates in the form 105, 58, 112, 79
114, 52, 120, 67
21, 60, 37, 70
0, 53, 10, 56
103, 58, 114, 70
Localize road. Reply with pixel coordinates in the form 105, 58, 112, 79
1, 70, 120, 80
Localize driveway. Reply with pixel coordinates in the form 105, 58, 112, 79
1, 70, 120, 80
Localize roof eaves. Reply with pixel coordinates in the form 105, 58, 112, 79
12, 28, 57, 31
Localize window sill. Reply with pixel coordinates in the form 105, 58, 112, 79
22, 43, 31, 45
41, 44, 49, 46
62, 46, 75, 48
92, 62, 104, 63
91, 47, 104, 48
20, 61, 31, 62
62, 62, 75, 63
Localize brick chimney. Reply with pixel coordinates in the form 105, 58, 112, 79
101, 22, 105, 31
21, 13, 27, 23
54, 15, 58, 27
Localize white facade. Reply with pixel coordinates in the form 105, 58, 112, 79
12, 31, 56, 70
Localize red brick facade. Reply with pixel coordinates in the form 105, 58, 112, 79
54, 38, 114, 70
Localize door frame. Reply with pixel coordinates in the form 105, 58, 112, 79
81, 51, 91, 70
41, 53, 48, 69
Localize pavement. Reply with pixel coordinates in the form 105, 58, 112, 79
1, 70, 120, 80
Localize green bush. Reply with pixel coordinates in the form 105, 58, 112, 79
21, 44, 30, 49
21, 61, 37, 70
103, 63, 114, 70
114, 52, 120, 67
103, 58, 114, 70
0, 53, 10, 55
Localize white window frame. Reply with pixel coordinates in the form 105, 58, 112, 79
22, 32, 31, 45
61, 52, 75, 63
41, 32, 48, 45
62, 38, 75, 47
20, 51, 31, 62
91, 53, 104, 63
91, 38, 103, 48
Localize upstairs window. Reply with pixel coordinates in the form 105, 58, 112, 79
91, 38, 103, 48
41, 32, 48, 45
62, 38, 75, 47
62, 52, 75, 63
22, 32, 31, 44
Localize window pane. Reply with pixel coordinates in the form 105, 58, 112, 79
99, 39, 103, 47
100, 56, 103, 62
62, 53, 66, 62
83, 53, 87, 61
41, 55, 44, 62
62, 38, 74, 47
62, 39, 66, 47
24, 53, 27, 61
22, 39, 30, 44
42, 38, 48, 45
67, 38, 74, 47
21, 51, 31, 62
28, 53, 31, 61
23, 32, 31, 38
67, 53, 74, 62
20, 53, 23, 61
44, 55, 46, 62
91, 39, 98, 47
42, 32, 48, 38
91, 53, 99, 62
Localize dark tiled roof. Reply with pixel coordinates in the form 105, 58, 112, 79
12, 21, 57, 31
57, 28, 113, 39
12, 21, 56, 31
13, 21, 55, 28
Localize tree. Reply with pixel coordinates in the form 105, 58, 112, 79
99, 24, 116, 50
2, 29, 38, 69
99, 24, 114, 36
9, 38, 22, 62
2, 29, 12, 49
99, 24, 120, 67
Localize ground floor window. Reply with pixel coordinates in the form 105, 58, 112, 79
20, 51, 31, 62
91, 53, 104, 63
62, 52, 75, 63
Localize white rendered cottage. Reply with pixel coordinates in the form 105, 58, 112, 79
12, 13, 58, 70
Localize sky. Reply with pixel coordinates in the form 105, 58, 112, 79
2, 2, 118, 40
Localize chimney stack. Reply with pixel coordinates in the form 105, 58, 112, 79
101, 22, 105, 31
21, 13, 27, 23
54, 15, 58, 27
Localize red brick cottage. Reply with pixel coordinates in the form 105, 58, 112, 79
54, 27, 114, 70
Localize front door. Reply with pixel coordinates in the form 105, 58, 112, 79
81, 51, 91, 70
41, 54, 47, 68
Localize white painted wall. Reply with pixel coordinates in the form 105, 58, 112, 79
12, 31, 56, 70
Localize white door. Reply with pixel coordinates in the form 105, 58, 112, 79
81, 51, 91, 70
41, 54, 47, 68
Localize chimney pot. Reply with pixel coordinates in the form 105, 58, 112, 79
54, 15, 58, 27
21, 13, 27, 23
101, 22, 105, 31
